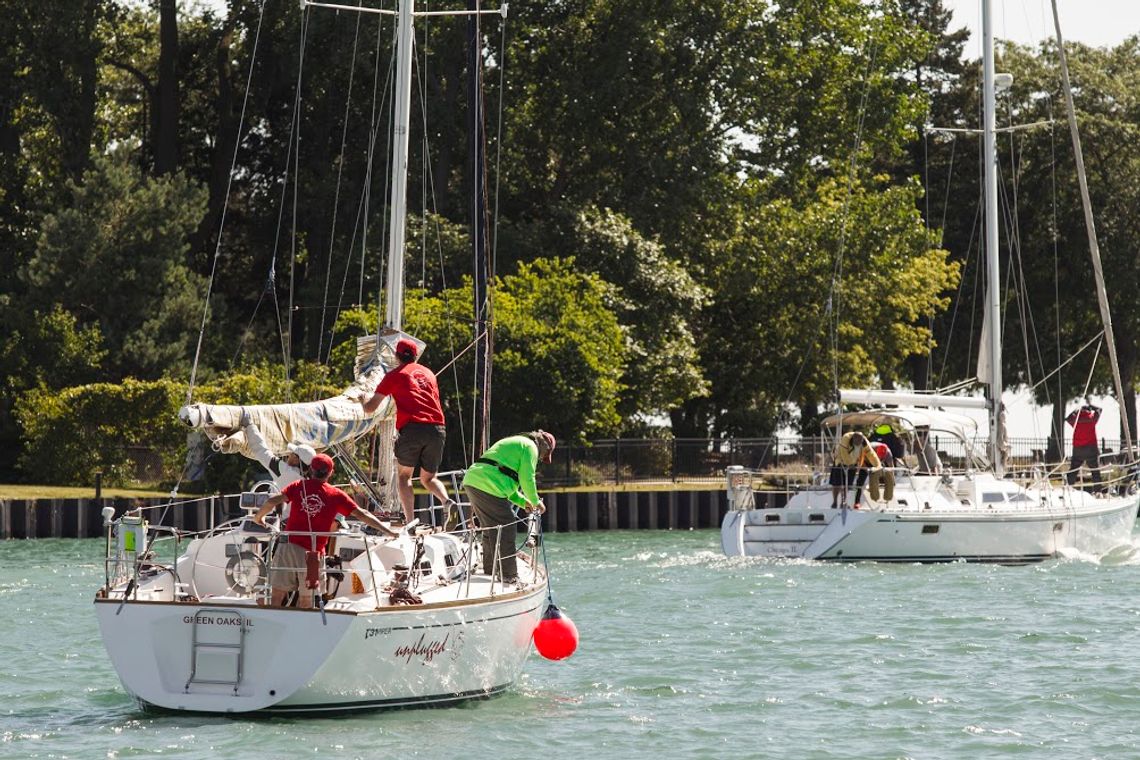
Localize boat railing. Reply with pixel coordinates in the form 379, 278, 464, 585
102, 491, 545, 605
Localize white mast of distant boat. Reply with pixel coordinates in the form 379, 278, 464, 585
980, 0, 1005, 475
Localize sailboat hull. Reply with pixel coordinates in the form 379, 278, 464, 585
722, 474, 1137, 563
95, 587, 546, 714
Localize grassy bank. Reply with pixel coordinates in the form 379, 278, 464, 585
0, 484, 170, 500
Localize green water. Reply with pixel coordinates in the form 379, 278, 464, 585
3, 530, 1140, 759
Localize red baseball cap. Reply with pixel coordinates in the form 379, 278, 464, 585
310, 453, 335, 477
395, 338, 419, 361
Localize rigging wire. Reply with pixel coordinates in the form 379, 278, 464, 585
186, 0, 268, 403
285, 5, 312, 397
411, 8, 470, 467
746, 30, 879, 448
486, 8, 509, 443
317, 0, 367, 365
322, 10, 397, 366
826, 38, 879, 407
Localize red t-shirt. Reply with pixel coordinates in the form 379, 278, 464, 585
1068, 408, 1100, 448
281, 479, 359, 552
870, 441, 892, 465
375, 362, 445, 429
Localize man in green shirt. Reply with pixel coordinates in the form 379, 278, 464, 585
461, 430, 555, 582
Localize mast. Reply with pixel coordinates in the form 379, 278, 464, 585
981, 0, 1004, 475
468, 0, 492, 455
384, 0, 415, 329
1050, 0, 1135, 460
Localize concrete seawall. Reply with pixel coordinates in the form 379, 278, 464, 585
0, 489, 794, 539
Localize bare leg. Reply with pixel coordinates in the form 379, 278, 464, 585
419, 469, 452, 505
270, 588, 289, 607
396, 463, 416, 522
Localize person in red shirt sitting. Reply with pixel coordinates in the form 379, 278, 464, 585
358, 338, 454, 522
253, 453, 397, 607
1066, 399, 1103, 492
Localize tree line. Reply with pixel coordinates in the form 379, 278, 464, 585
1, 0, 1137, 486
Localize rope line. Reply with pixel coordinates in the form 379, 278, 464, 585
186, 0, 268, 402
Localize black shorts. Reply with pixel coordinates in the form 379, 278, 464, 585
394, 423, 446, 472
829, 466, 863, 487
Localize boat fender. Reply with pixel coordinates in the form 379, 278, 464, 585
534, 603, 579, 661
305, 551, 322, 589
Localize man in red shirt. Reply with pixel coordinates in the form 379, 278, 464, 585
1066, 399, 1103, 491
358, 338, 453, 522
253, 453, 397, 607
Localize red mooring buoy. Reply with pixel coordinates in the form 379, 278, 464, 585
533, 603, 579, 660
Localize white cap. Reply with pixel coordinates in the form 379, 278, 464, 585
286, 442, 317, 465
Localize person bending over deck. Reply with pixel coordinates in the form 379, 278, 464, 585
461, 431, 554, 583
253, 453, 397, 608
867, 441, 895, 503
354, 338, 454, 522
830, 431, 880, 509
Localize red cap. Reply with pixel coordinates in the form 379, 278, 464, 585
395, 339, 419, 361
310, 453, 335, 477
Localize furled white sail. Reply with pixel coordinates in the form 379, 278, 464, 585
178, 332, 417, 458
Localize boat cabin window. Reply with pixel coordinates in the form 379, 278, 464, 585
981, 492, 1006, 504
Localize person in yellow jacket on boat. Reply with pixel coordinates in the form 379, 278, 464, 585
461, 431, 554, 582
830, 431, 881, 509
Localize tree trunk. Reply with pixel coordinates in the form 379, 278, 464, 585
192, 22, 238, 261
154, 0, 180, 175
54, 0, 101, 182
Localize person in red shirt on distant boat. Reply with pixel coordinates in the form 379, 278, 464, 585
253, 453, 397, 608
1066, 397, 1103, 492
356, 338, 455, 522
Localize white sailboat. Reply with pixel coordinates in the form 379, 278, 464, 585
721, 0, 1138, 563
95, 0, 557, 713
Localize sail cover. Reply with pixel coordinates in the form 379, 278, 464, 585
178, 332, 418, 457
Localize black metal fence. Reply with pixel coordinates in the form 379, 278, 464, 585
538, 436, 1126, 487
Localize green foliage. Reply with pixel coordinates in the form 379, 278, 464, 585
22, 151, 209, 380
510, 206, 709, 422
0, 304, 106, 393
699, 177, 959, 435
15, 378, 185, 487
5, 0, 1138, 479
404, 259, 626, 447
492, 258, 626, 439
